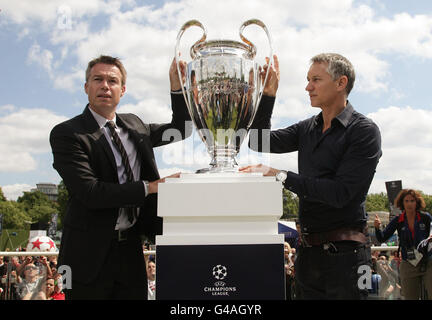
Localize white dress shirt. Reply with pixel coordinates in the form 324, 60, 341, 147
89, 107, 148, 230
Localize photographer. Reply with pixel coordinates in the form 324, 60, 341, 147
17, 255, 52, 279
375, 189, 432, 299
375, 255, 401, 300
15, 263, 46, 300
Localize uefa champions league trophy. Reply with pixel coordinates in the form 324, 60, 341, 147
175, 19, 273, 173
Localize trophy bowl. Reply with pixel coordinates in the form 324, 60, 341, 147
176, 19, 273, 173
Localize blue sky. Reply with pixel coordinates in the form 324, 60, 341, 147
1, 0, 432, 200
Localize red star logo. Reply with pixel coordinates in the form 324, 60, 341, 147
47, 239, 55, 249
31, 238, 43, 250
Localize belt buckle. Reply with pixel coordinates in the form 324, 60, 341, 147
118, 230, 127, 242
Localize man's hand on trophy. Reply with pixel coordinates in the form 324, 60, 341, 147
169, 56, 187, 91
239, 164, 279, 176
148, 172, 181, 194
261, 54, 280, 97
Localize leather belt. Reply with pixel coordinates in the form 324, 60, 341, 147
112, 227, 136, 242
301, 226, 368, 247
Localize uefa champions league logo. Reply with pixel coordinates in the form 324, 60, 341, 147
212, 265, 227, 281
204, 264, 237, 296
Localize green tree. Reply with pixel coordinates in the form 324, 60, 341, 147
366, 192, 389, 212
282, 189, 299, 219
420, 193, 432, 213
0, 201, 31, 229
17, 190, 51, 209
27, 204, 57, 225
0, 187, 6, 202
57, 180, 69, 228
17, 190, 58, 225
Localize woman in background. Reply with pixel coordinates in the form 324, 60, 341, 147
375, 189, 431, 299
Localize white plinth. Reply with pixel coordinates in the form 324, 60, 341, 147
156, 172, 284, 245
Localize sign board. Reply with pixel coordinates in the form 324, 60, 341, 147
385, 180, 402, 222
156, 244, 285, 300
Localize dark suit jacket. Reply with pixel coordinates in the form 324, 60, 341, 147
49, 94, 191, 284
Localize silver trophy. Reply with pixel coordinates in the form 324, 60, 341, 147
175, 19, 273, 173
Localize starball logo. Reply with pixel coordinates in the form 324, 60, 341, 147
203, 265, 237, 297
212, 265, 227, 280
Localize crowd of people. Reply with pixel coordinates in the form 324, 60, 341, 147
0, 243, 159, 301
369, 250, 402, 299
0, 254, 65, 300
1, 219, 431, 301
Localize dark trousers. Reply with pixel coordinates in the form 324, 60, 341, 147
294, 241, 371, 300
65, 231, 147, 300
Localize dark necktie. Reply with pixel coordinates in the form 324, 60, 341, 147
106, 120, 137, 223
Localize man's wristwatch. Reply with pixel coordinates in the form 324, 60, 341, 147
275, 170, 287, 184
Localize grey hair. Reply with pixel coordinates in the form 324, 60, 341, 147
311, 53, 355, 95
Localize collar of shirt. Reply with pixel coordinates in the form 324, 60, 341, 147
312, 101, 354, 129
88, 106, 117, 129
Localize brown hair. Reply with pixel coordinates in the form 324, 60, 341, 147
85, 55, 127, 86
394, 189, 426, 211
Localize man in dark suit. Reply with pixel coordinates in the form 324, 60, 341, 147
49, 55, 191, 299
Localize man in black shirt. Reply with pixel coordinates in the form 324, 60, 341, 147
241, 53, 382, 299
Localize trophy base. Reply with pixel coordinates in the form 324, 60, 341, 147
195, 166, 239, 174
196, 147, 239, 174
195, 156, 239, 174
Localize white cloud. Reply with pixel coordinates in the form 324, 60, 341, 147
1, 183, 33, 201
118, 98, 173, 123
0, 152, 37, 172
0, 0, 114, 25
75, 1, 432, 120
6, 0, 432, 121
369, 106, 432, 148
51, 21, 90, 46
53, 69, 83, 92
0, 104, 17, 114
368, 106, 432, 194
2, 0, 432, 196
0, 106, 68, 173
156, 130, 212, 169
27, 43, 54, 77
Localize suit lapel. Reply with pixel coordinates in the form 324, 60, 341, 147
82, 106, 118, 177
117, 114, 160, 181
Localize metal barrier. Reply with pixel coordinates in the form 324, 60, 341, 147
371, 246, 398, 252
0, 251, 156, 257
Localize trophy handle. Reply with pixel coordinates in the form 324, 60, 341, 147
175, 20, 207, 113
239, 19, 273, 106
